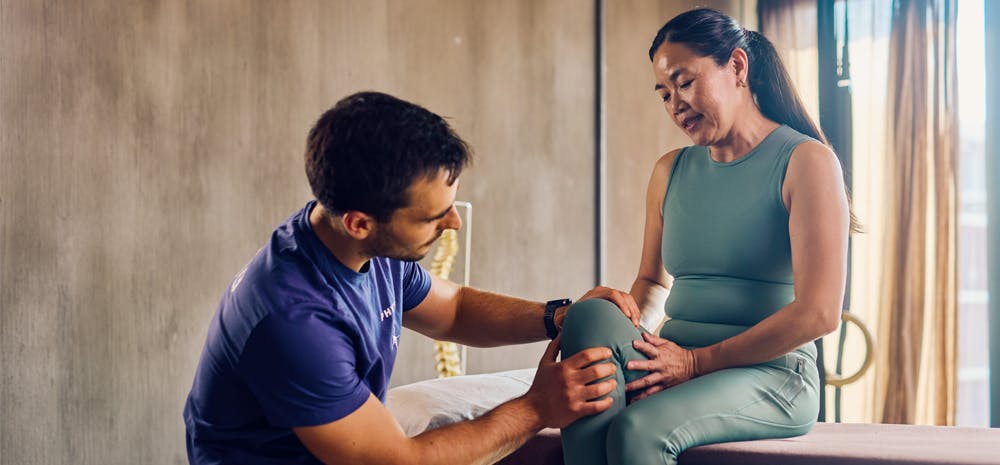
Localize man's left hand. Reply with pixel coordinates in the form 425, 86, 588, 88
554, 286, 641, 330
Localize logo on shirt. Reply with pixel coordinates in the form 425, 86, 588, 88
380, 303, 395, 321
392, 333, 400, 350
230, 266, 248, 293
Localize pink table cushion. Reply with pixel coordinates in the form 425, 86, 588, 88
498, 422, 1000, 465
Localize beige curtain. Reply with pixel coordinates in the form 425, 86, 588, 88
876, 0, 958, 425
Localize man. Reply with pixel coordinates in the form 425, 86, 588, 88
183, 91, 640, 465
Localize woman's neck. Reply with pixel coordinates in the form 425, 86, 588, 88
709, 113, 780, 163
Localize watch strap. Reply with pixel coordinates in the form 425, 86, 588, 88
544, 298, 573, 339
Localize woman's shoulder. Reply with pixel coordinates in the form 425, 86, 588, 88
655, 148, 683, 170
650, 148, 685, 184
785, 140, 843, 188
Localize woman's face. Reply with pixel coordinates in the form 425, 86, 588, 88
651, 41, 743, 146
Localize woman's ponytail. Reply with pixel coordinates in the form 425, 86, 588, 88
743, 29, 828, 145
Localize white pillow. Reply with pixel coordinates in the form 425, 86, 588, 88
386, 368, 537, 437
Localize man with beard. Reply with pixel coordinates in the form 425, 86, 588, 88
183, 91, 639, 465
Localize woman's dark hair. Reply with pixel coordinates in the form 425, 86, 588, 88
305, 91, 471, 223
649, 8, 827, 145
650, 8, 862, 233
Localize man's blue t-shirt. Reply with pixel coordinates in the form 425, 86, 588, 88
184, 201, 431, 465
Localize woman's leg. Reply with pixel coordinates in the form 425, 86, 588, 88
559, 299, 821, 465
604, 350, 820, 465
559, 299, 649, 465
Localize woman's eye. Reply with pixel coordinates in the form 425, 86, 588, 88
661, 94, 671, 103
680, 80, 693, 89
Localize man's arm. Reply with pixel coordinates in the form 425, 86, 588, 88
294, 337, 617, 465
403, 275, 638, 347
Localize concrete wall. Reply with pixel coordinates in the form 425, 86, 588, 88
603, 0, 756, 290
1, 1, 750, 463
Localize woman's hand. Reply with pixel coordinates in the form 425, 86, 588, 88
624, 332, 697, 402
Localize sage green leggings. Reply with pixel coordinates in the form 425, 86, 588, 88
560, 299, 820, 465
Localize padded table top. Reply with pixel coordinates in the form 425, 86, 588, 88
498, 422, 1000, 465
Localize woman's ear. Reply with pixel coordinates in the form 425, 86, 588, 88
730, 47, 750, 87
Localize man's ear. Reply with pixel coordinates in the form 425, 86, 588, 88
340, 211, 376, 240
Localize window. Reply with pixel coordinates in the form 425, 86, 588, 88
955, 0, 989, 427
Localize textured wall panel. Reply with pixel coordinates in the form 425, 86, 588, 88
1, 1, 592, 463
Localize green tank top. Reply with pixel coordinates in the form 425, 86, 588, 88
659, 125, 814, 348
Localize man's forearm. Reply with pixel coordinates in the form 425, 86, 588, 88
407, 396, 542, 465
443, 287, 549, 347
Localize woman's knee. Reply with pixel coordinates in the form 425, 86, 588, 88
561, 299, 638, 355
606, 407, 675, 465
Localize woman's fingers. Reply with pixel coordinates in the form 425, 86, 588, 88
631, 339, 660, 358
631, 384, 665, 402
625, 371, 663, 392
642, 331, 669, 346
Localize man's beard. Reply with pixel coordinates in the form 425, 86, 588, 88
363, 228, 442, 262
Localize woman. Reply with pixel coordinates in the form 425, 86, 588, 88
558, 8, 854, 465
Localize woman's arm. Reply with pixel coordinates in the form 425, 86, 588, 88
629, 150, 680, 330
626, 142, 849, 396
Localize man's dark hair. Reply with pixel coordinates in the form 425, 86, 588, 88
305, 91, 471, 223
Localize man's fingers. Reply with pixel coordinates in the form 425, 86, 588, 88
540, 334, 562, 365
582, 362, 617, 381
567, 346, 613, 368
577, 396, 614, 416
582, 378, 617, 400
606, 290, 640, 328
622, 293, 641, 327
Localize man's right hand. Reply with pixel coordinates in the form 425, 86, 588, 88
294, 335, 618, 465
522, 335, 617, 429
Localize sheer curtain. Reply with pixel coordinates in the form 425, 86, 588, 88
876, 0, 959, 425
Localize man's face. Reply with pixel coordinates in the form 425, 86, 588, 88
363, 169, 461, 261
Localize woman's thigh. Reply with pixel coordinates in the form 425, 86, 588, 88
605, 351, 820, 465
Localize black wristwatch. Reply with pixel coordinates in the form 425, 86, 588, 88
544, 298, 573, 339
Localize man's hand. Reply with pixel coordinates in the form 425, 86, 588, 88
624, 332, 696, 402
555, 286, 641, 330
522, 335, 617, 428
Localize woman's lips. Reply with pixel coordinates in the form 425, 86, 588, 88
681, 114, 704, 132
